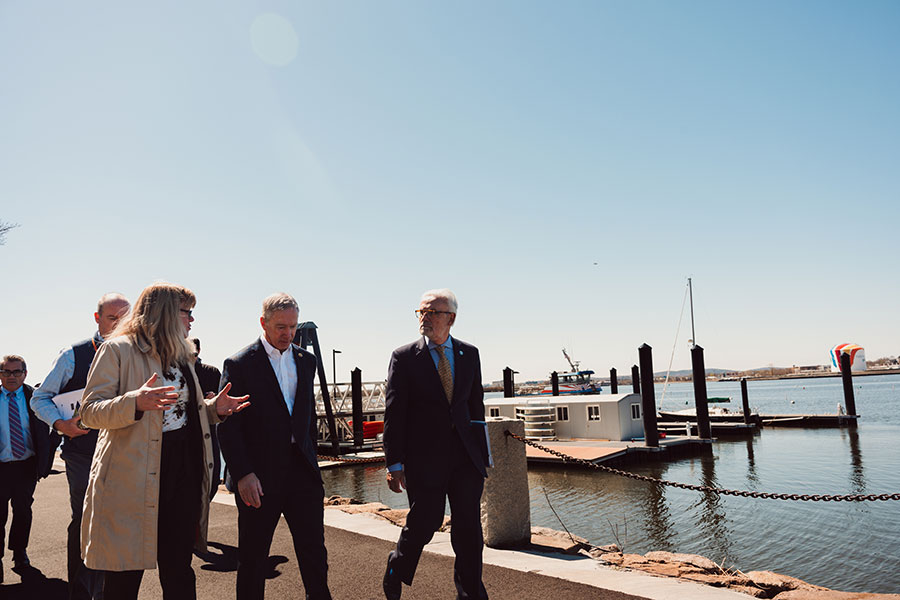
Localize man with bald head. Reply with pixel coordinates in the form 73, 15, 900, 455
31, 292, 130, 600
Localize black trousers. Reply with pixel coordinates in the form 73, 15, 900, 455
235, 447, 331, 600
0, 456, 36, 558
103, 426, 202, 600
388, 434, 488, 600
63, 448, 101, 600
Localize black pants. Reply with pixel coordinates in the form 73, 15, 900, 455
103, 426, 202, 600
0, 456, 36, 558
235, 447, 331, 600
388, 435, 488, 600
63, 448, 101, 600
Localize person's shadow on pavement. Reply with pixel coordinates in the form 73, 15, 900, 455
1, 565, 68, 599
199, 542, 288, 579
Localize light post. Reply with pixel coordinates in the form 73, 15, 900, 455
332, 349, 342, 396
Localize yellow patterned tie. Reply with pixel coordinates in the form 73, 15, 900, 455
435, 345, 454, 404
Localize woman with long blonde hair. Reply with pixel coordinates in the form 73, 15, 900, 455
80, 282, 249, 599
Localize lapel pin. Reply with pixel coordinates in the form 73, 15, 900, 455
459, 350, 463, 356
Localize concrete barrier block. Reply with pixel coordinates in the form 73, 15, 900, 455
481, 417, 531, 548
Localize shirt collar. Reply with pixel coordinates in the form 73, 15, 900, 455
1, 386, 21, 397
260, 335, 291, 359
425, 335, 453, 352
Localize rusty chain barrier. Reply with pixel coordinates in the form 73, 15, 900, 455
317, 454, 384, 465
505, 431, 900, 502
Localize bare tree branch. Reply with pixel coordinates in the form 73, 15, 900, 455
0, 220, 19, 245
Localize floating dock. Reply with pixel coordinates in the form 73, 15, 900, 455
523, 436, 711, 467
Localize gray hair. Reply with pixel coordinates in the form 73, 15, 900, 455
1, 354, 26, 371
421, 288, 458, 313
262, 292, 300, 320
97, 292, 129, 315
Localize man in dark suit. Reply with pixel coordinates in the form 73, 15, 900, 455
382, 289, 489, 600
192, 338, 223, 500
217, 293, 331, 600
0, 355, 55, 584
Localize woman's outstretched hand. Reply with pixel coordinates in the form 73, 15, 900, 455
135, 373, 178, 411
214, 382, 250, 416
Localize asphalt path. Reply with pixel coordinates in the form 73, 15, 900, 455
2, 466, 649, 600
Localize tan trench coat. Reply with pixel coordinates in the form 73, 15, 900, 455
79, 335, 222, 571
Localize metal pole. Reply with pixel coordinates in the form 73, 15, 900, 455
609, 368, 618, 394
638, 344, 659, 448
351, 367, 363, 447
840, 353, 858, 421
631, 365, 640, 394
332, 349, 341, 397
551, 371, 559, 396
691, 345, 711, 439
688, 277, 696, 347
740, 378, 751, 425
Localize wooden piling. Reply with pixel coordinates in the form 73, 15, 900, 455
740, 378, 751, 425
551, 371, 559, 396
638, 345, 659, 448
503, 367, 515, 398
840, 353, 858, 423
691, 345, 712, 439
610, 368, 618, 394
631, 365, 640, 394
351, 367, 363, 447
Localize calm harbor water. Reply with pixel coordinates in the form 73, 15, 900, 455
320, 374, 900, 594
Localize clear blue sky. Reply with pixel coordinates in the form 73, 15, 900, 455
2, 1, 898, 384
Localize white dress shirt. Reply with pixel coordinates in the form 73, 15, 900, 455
260, 336, 297, 416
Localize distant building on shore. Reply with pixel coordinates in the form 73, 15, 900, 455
830, 343, 866, 372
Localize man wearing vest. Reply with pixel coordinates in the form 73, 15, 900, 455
30, 293, 130, 600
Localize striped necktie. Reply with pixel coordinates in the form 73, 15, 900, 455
435, 345, 454, 405
7, 391, 26, 459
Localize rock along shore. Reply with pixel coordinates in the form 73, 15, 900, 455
324, 495, 900, 600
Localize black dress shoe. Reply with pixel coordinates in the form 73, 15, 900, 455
382, 554, 401, 600
12, 550, 30, 570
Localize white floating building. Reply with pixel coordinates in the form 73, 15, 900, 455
484, 393, 645, 442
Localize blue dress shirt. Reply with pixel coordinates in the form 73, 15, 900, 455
1, 386, 35, 462
30, 332, 101, 427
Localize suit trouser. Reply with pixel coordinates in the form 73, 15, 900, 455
102, 425, 202, 600
388, 435, 488, 600
62, 448, 102, 600
235, 447, 331, 600
0, 456, 37, 558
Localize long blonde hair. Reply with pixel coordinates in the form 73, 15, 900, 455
110, 282, 196, 369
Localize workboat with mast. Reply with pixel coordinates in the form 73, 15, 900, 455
540, 348, 602, 395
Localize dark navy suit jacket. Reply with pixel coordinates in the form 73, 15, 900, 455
383, 336, 488, 487
217, 340, 321, 495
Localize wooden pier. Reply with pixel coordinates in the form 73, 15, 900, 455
523, 436, 711, 468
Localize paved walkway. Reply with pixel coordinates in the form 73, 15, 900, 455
1, 461, 753, 600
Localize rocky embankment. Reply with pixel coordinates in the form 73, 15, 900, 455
324, 496, 900, 600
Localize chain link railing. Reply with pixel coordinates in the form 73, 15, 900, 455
506, 431, 900, 502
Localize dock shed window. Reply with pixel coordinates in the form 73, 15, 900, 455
631, 404, 641, 420
556, 406, 569, 422
489, 407, 500, 418
587, 405, 601, 421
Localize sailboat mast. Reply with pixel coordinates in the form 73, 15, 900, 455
688, 277, 696, 348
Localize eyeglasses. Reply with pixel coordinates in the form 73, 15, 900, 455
0, 369, 25, 377
415, 309, 453, 319
180, 309, 193, 318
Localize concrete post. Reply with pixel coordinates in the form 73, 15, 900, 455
481, 418, 531, 548
610, 368, 618, 394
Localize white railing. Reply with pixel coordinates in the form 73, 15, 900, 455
315, 380, 387, 442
